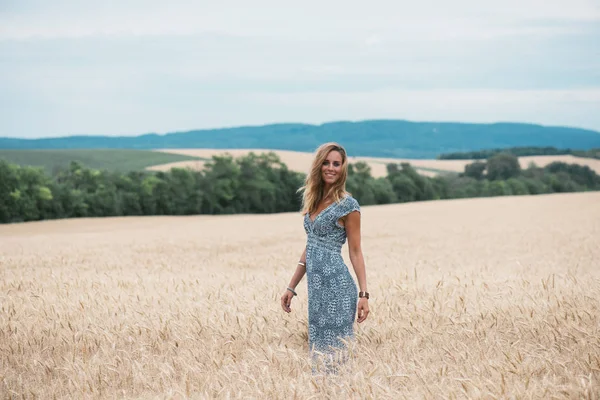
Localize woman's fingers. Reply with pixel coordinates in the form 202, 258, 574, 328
357, 303, 369, 323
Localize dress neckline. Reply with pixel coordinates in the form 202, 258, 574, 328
308, 201, 336, 224
307, 195, 348, 224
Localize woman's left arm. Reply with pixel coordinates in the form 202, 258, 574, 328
345, 210, 369, 323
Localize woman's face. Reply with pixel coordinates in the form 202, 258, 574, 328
321, 150, 343, 186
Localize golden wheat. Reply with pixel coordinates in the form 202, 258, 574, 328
1, 192, 600, 399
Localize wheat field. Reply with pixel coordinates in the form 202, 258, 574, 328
2, 192, 600, 399
150, 148, 600, 178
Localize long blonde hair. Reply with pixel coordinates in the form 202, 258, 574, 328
298, 142, 349, 215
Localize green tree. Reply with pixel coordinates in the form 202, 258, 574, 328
13, 165, 56, 221
545, 162, 600, 188
481, 180, 512, 196
233, 152, 278, 213
518, 177, 548, 195
201, 155, 241, 214
168, 167, 202, 215
346, 162, 377, 205
114, 172, 143, 216
388, 174, 418, 202
462, 161, 486, 180
506, 178, 529, 196
371, 178, 397, 204
385, 162, 439, 202
0, 160, 20, 223
486, 153, 521, 181
400, 163, 437, 201
546, 172, 580, 193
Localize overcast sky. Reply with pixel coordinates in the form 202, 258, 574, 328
1, 0, 599, 138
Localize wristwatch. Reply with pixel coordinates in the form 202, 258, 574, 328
359, 291, 370, 299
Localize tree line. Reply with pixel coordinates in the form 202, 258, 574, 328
437, 146, 600, 160
1, 152, 599, 224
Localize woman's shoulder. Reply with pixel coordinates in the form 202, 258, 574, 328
338, 193, 360, 213
341, 192, 359, 203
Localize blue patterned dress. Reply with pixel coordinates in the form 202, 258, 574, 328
303, 194, 361, 359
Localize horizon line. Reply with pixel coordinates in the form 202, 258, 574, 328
2, 118, 600, 141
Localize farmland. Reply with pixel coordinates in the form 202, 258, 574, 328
2, 148, 599, 179
152, 148, 600, 177
0, 149, 205, 172
1, 192, 599, 398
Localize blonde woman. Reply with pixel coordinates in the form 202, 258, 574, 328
281, 142, 369, 367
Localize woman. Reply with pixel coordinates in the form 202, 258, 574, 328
281, 142, 369, 367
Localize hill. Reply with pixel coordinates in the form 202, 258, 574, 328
0, 149, 204, 172
2, 120, 600, 159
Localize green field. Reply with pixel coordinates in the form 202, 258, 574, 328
0, 149, 205, 172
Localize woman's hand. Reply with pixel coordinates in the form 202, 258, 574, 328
357, 298, 369, 323
281, 290, 294, 313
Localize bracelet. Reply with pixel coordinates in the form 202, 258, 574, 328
298, 261, 305, 267
287, 287, 297, 296
359, 291, 370, 299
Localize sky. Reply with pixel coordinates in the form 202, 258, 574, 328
1, 0, 599, 138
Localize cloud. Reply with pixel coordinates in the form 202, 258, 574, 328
241, 88, 600, 129
1, 0, 599, 39
0, 1, 599, 137
364, 34, 384, 47
3, 84, 599, 138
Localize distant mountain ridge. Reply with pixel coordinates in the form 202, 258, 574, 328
2, 120, 600, 159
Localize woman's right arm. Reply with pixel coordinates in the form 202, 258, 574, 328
287, 246, 307, 290
281, 247, 307, 312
